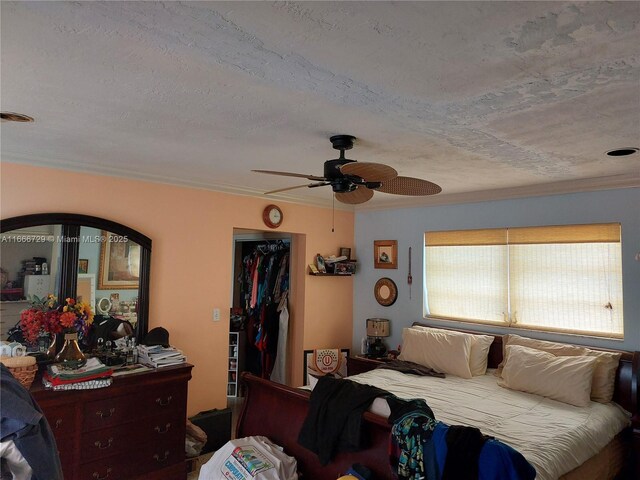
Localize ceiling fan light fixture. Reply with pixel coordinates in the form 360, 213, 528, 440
606, 148, 638, 157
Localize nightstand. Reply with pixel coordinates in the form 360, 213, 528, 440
347, 355, 392, 376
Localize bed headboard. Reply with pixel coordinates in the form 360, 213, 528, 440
411, 321, 639, 416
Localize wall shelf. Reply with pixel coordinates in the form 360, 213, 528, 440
308, 272, 353, 276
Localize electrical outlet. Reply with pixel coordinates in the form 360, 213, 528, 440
213, 308, 220, 322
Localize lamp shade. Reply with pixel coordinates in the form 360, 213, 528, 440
366, 318, 390, 338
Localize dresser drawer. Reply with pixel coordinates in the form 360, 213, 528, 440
137, 412, 184, 444
134, 439, 184, 478
78, 438, 183, 480
135, 383, 187, 420
80, 413, 184, 463
78, 452, 137, 480
41, 404, 77, 439
83, 395, 137, 432
79, 422, 131, 463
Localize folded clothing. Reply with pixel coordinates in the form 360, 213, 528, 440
42, 376, 112, 391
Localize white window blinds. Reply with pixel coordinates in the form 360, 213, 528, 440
424, 224, 623, 338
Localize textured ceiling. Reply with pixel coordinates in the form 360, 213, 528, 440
1, 1, 639, 209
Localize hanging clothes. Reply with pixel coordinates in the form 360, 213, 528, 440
270, 292, 289, 384
239, 241, 289, 378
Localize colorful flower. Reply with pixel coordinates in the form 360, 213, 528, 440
19, 295, 95, 345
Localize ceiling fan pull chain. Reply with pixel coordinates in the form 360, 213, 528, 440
332, 194, 335, 233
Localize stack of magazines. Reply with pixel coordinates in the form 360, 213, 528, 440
43, 358, 113, 391
138, 345, 186, 368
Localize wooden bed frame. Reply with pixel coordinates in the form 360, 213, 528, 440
237, 324, 640, 479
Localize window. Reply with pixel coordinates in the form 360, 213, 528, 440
424, 224, 623, 338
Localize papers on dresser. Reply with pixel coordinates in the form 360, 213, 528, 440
48, 357, 111, 379
137, 345, 186, 368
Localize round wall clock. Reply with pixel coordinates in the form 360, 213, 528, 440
262, 204, 283, 229
374, 277, 398, 306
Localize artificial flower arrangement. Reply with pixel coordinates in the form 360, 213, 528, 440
20, 294, 94, 345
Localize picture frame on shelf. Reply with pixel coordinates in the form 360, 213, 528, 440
339, 247, 351, 260
331, 262, 356, 275
374, 240, 398, 269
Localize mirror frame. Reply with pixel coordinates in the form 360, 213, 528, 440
1, 213, 151, 342
374, 277, 398, 307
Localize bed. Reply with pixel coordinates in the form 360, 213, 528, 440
237, 325, 639, 479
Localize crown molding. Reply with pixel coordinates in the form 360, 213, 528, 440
1, 155, 353, 211
4, 155, 637, 213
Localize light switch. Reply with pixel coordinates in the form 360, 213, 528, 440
213, 308, 220, 322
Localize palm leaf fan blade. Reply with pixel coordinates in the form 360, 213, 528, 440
340, 162, 397, 182
377, 176, 442, 195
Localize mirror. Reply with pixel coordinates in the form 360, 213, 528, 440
78, 226, 140, 344
0, 214, 151, 344
0, 225, 64, 340
374, 277, 398, 306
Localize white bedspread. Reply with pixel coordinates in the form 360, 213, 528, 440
347, 368, 630, 480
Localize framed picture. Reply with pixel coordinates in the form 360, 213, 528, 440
374, 240, 398, 269
315, 254, 326, 273
98, 231, 141, 290
303, 348, 350, 385
339, 247, 351, 260
76, 273, 96, 310
78, 258, 89, 274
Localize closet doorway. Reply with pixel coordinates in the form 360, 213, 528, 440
230, 229, 292, 397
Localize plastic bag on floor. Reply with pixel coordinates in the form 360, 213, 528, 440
198, 436, 298, 480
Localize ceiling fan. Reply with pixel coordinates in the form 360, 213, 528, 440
252, 135, 442, 204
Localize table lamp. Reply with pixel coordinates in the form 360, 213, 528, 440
366, 318, 390, 358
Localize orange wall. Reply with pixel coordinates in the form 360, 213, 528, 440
0, 163, 354, 415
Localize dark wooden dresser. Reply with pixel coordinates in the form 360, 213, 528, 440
30, 363, 193, 480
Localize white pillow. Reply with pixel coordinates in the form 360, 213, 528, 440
499, 344, 598, 407
412, 326, 494, 376
398, 327, 473, 379
499, 334, 621, 403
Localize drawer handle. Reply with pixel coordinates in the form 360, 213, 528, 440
92, 468, 112, 480
155, 395, 172, 406
153, 450, 170, 463
54, 419, 63, 429
94, 438, 114, 450
95, 408, 115, 419
154, 423, 172, 434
